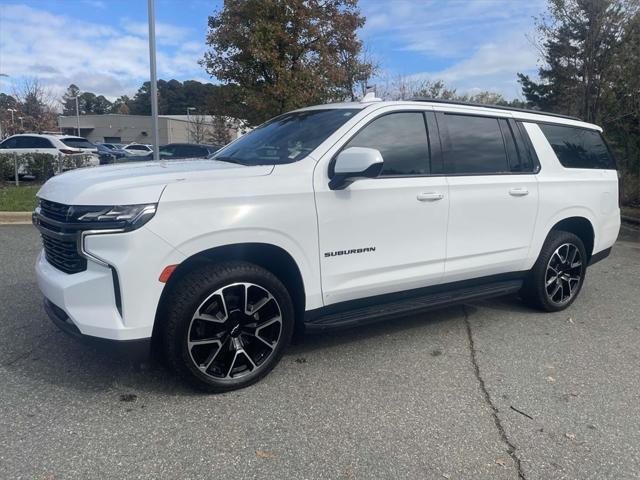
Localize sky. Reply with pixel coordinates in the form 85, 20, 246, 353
0, 0, 547, 103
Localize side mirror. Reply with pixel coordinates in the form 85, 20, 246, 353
329, 147, 384, 190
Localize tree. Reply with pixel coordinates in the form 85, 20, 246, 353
519, 0, 640, 204
13, 79, 57, 133
0, 93, 19, 137
61, 84, 81, 116
201, 0, 374, 125
110, 95, 131, 114
209, 116, 234, 145
517, 0, 628, 123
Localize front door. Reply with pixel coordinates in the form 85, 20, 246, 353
314, 110, 449, 305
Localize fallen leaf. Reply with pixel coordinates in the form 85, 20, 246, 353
256, 449, 276, 458
567, 317, 574, 324
565, 432, 576, 440
495, 458, 507, 467
547, 376, 556, 383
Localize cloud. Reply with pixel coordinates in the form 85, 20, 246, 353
360, 0, 545, 98
0, 3, 208, 102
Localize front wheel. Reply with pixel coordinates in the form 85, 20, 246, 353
521, 231, 587, 312
162, 262, 294, 392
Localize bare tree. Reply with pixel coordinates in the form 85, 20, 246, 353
208, 116, 234, 145
12, 78, 58, 133
188, 112, 212, 144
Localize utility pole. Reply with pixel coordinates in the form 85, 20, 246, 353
148, 0, 160, 161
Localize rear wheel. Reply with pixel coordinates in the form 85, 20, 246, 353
521, 231, 587, 312
162, 262, 294, 392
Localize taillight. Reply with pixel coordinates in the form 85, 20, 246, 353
59, 148, 78, 155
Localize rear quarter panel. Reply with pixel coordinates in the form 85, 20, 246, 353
524, 122, 620, 268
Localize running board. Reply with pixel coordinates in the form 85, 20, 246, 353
305, 279, 523, 332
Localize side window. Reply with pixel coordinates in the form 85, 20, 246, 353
15, 136, 37, 148
538, 124, 616, 169
344, 112, 430, 176
441, 114, 510, 174
33, 137, 54, 148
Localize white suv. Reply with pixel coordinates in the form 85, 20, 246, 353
32, 97, 620, 392
0, 134, 99, 166
122, 143, 153, 156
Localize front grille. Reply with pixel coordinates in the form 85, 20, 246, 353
35, 200, 87, 274
40, 199, 72, 222
41, 233, 86, 274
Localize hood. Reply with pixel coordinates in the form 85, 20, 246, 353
37, 159, 274, 205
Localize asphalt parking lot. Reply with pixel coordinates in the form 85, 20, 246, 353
1, 224, 639, 480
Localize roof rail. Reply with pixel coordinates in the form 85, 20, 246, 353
409, 97, 582, 121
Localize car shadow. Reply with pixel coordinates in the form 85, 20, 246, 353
3, 292, 532, 396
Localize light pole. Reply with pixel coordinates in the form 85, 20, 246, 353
17, 116, 24, 130
7, 108, 16, 125
186, 107, 195, 143
148, 0, 160, 161
68, 95, 81, 136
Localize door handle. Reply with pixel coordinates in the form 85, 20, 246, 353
417, 192, 444, 202
509, 187, 529, 197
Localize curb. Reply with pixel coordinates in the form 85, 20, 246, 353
0, 212, 33, 225
621, 215, 640, 227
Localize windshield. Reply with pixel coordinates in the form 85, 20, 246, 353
62, 137, 95, 149
212, 109, 358, 166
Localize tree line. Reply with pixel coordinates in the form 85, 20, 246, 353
0, 0, 637, 204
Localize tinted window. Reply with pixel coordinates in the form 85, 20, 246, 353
539, 124, 615, 169
442, 114, 509, 174
15, 136, 53, 148
344, 112, 430, 176
175, 145, 207, 158
0, 137, 17, 148
127, 145, 148, 151
213, 109, 358, 166
61, 137, 95, 149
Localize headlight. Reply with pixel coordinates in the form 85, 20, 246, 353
75, 203, 157, 231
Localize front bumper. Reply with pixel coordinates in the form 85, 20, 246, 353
34, 224, 186, 341
44, 298, 151, 361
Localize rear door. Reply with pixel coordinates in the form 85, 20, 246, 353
436, 111, 540, 281
314, 109, 449, 305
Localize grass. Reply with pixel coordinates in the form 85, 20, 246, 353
0, 183, 40, 212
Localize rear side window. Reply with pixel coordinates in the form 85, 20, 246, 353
441, 114, 510, 174
62, 137, 94, 149
127, 145, 148, 151
539, 124, 615, 169
344, 112, 430, 176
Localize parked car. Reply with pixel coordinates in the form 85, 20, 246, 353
102, 143, 125, 150
0, 134, 99, 169
141, 143, 222, 160
122, 143, 153, 156
32, 96, 620, 392
96, 143, 131, 165
58, 136, 98, 155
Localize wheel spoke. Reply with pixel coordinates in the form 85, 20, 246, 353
187, 281, 283, 381
196, 338, 225, 373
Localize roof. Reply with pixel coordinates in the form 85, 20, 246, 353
296, 98, 601, 130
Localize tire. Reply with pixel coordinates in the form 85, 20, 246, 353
161, 261, 295, 392
521, 231, 588, 312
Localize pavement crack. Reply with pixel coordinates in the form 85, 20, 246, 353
462, 305, 526, 480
